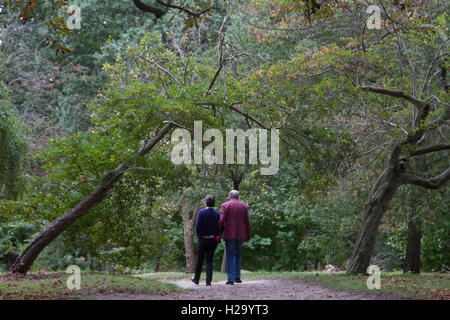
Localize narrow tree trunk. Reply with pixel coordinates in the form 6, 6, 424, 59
155, 252, 163, 272
88, 252, 95, 272
11, 124, 173, 274
221, 250, 227, 273
403, 218, 421, 273
182, 205, 198, 273
155, 215, 165, 272
315, 260, 320, 270
347, 147, 404, 274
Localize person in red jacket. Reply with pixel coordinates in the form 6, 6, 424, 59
219, 190, 251, 285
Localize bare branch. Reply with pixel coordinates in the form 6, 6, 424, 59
410, 144, 450, 157
205, 9, 229, 96
359, 85, 433, 145
123, 167, 154, 173
359, 85, 427, 109
138, 55, 181, 86
228, 104, 269, 130
138, 123, 174, 156
400, 167, 450, 189
163, 120, 188, 129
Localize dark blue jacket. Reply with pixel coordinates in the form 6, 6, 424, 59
195, 207, 220, 238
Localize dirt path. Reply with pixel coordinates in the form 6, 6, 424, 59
95, 278, 404, 300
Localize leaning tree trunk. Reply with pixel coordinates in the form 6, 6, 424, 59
348, 85, 450, 274
11, 164, 128, 274
347, 147, 404, 274
403, 217, 421, 273
11, 123, 173, 274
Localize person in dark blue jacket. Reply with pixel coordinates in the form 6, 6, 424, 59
191, 195, 220, 286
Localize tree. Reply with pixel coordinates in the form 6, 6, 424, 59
347, 88, 449, 274
10, 26, 227, 273
11, 123, 174, 274
227, 0, 449, 274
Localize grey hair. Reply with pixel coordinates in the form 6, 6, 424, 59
229, 190, 239, 199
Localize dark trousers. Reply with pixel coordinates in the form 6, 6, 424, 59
194, 238, 217, 284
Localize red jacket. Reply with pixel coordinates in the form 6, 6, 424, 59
219, 199, 251, 242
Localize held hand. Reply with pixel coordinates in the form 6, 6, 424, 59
215, 236, 222, 244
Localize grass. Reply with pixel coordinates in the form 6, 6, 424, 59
0, 272, 181, 300
298, 271, 450, 300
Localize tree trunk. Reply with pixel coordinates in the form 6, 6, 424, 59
11, 164, 127, 274
182, 204, 198, 273
348, 86, 450, 274
11, 124, 173, 274
220, 250, 227, 273
403, 218, 421, 273
347, 147, 404, 274
155, 214, 165, 272
155, 252, 163, 272
88, 252, 95, 272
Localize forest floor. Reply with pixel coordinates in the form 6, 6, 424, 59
1, 271, 448, 300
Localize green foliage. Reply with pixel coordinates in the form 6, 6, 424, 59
0, 222, 35, 271
0, 76, 27, 200
243, 168, 361, 271
1, 0, 448, 276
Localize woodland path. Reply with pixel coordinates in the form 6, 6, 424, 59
95, 277, 404, 300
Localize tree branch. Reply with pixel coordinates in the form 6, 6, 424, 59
155, 0, 211, 18
204, 8, 229, 116
138, 123, 174, 156
132, 0, 168, 18
138, 55, 181, 86
359, 85, 434, 145
228, 104, 269, 129
400, 167, 450, 189
359, 85, 427, 109
410, 144, 450, 157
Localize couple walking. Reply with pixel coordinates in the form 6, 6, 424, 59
191, 190, 251, 286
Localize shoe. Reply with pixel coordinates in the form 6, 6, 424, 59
226, 280, 234, 285
206, 282, 212, 286
191, 276, 199, 285
235, 278, 242, 283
